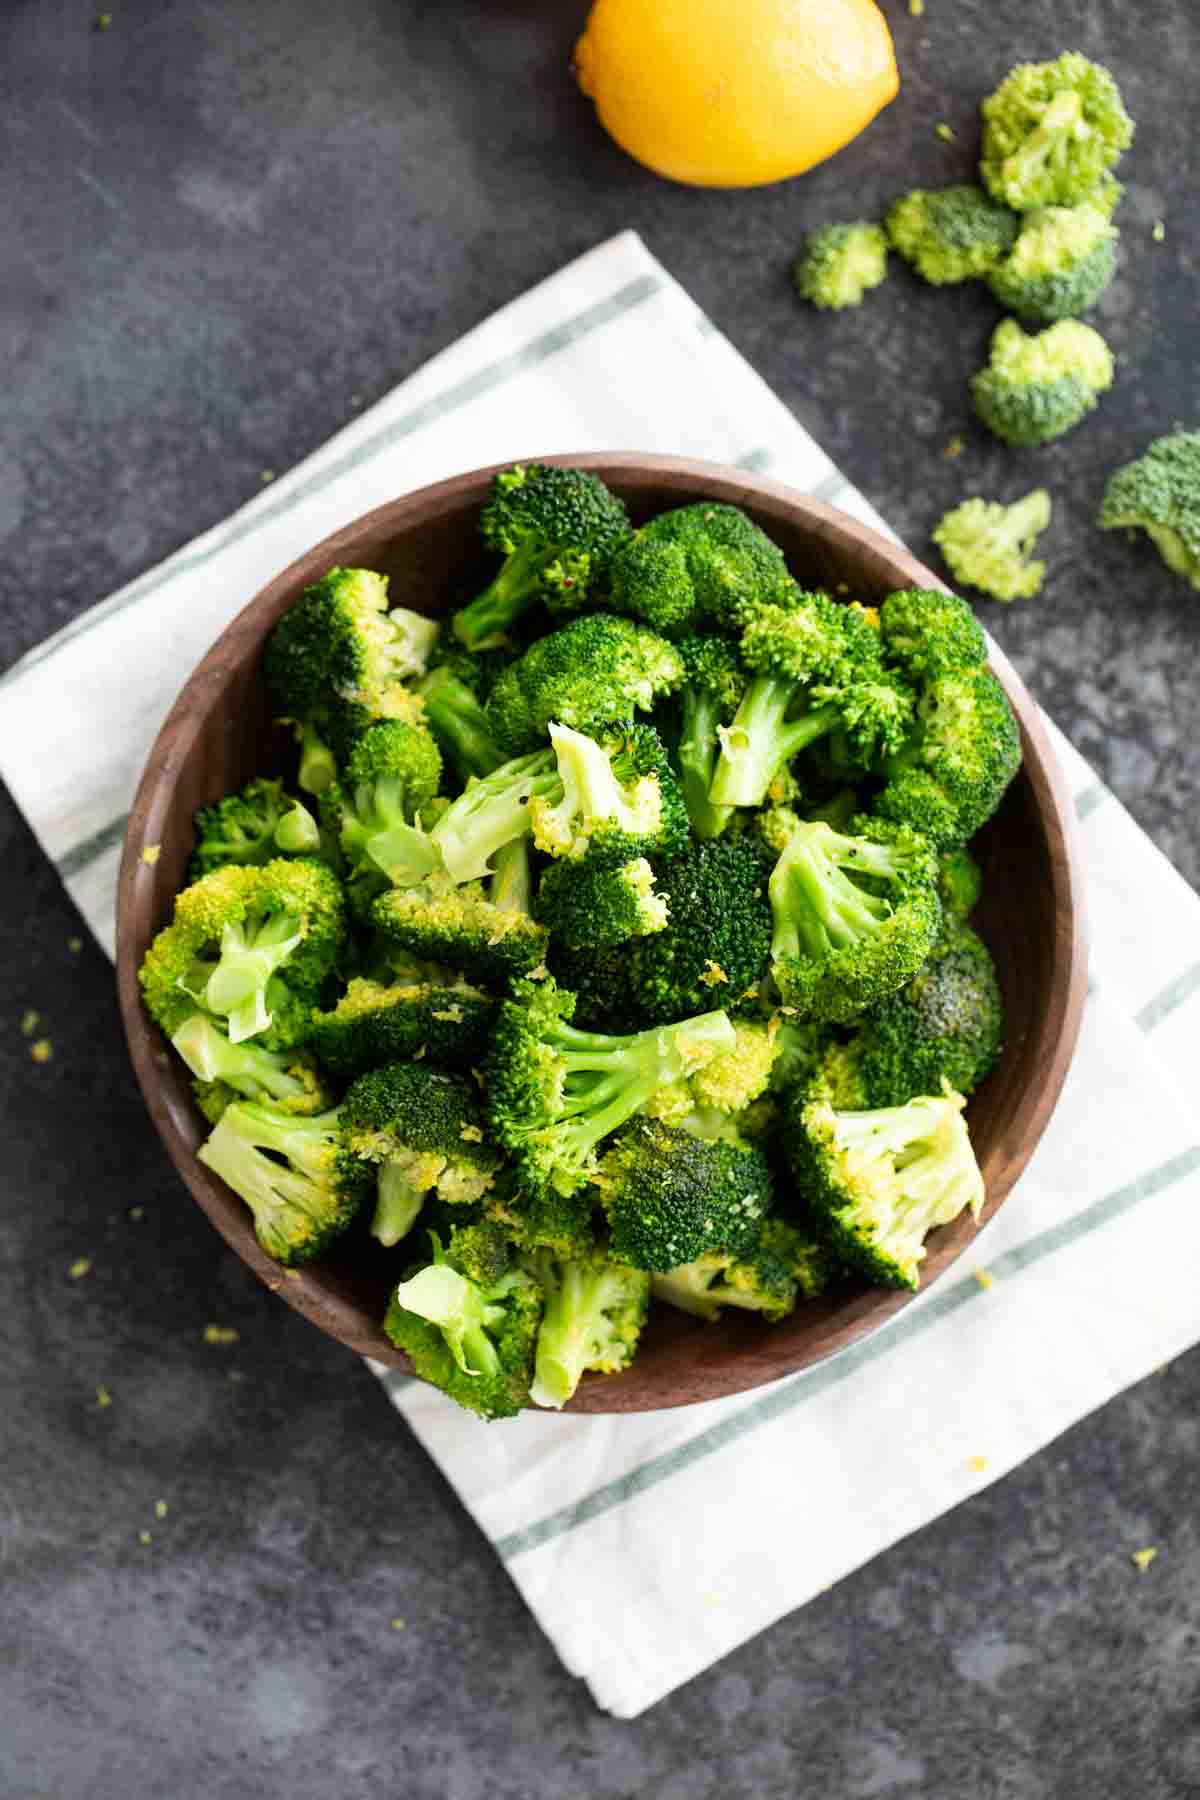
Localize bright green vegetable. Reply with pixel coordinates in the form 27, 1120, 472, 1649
886, 185, 1019, 284
1098, 432, 1200, 590
971, 318, 1114, 447
341, 1062, 500, 1248
197, 1100, 370, 1265
485, 613, 683, 756
310, 975, 496, 1077
987, 203, 1117, 322
594, 1116, 772, 1272
536, 853, 668, 950
607, 502, 791, 638
933, 490, 1052, 602
793, 221, 889, 309
527, 1245, 651, 1409
384, 1233, 543, 1420
173, 1014, 333, 1125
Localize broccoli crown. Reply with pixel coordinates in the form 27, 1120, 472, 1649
687, 1019, 781, 1115
333, 719, 443, 905
416, 665, 506, 780
608, 503, 792, 638
452, 464, 631, 650
981, 53, 1134, 212
878, 666, 1022, 848
371, 881, 549, 986
1098, 432, 1200, 590
197, 1100, 369, 1266
484, 1168, 598, 1259
769, 817, 941, 1023
426, 748, 557, 883
972, 317, 1114, 447
793, 221, 889, 310
310, 975, 496, 1077
536, 852, 668, 950
886, 185, 1019, 284
173, 1014, 333, 1117
937, 845, 983, 920
139, 858, 345, 1048
485, 613, 683, 755
987, 203, 1117, 322
264, 566, 430, 756
786, 1088, 984, 1290
341, 1061, 499, 1247
189, 776, 296, 880
674, 633, 750, 840
878, 588, 987, 679
933, 490, 1052, 603
530, 720, 688, 865
384, 1235, 544, 1420
550, 840, 773, 1030
595, 1116, 773, 1273
486, 976, 735, 1199
526, 1244, 651, 1408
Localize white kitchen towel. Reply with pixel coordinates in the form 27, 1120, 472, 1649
4, 231, 1199, 1718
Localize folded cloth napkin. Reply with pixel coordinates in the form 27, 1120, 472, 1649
4, 231, 1199, 1718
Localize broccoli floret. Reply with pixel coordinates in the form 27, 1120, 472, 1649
933, 490, 1052, 603
550, 840, 773, 1030
172, 1015, 333, 1123
981, 53, 1134, 213
427, 749, 558, 882
768, 817, 941, 1023
138, 859, 345, 1048
452, 463, 631, 650
526, 1245, 651, 1408
341, 1062, 500, 1247
793, 221, 889, 309
594, 1116, 772, 1273
485, 613, 683, 756
675, 634, 747, 839
384, 1233, 543, 1420
651, 1215, 830, 1322
486, 976, 735, 1200
608, 503, 792, 639
484, 1169, 598, 1259
310, 975, 496, 1077
937, 846, 983, 919
1098, 432, 1200, 590
371, 879, 549, 986
197, 1100, 369, 1265
886, 185, 1019, 284
189, 777, 310, 879
265, 567, 432, 757
877, 666, 1022, 849
687, 1019, 781, 1114
879, 587, 987, 679
416, 665, 506, 780
988, 202, 1117, 322
330, 719, 443, 915
786, 1088, 984, 1291
536, 853, 668, 950
530, 720, 688, 864
972, 317, 1114, 447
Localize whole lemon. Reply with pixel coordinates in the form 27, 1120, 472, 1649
574, 0, 899, 189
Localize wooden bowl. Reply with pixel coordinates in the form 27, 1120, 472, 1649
116, 456, 1087, 1412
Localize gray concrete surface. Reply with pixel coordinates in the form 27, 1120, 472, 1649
3, 2, 1198, 1794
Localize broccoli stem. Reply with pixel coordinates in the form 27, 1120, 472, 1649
274, 800, 321, 854
770, 831, 889, 961
454, 541, 552, 650
371, 1160, 427, 1247
204, 914, 304, 1042
295, 722, 338, 796
489, 836, 534, 915
710, 678, 841, 808
418, 668, 505, 779
678, 687, 734, 839
530, 1261, 605, 1408
430, 751, 559, 884
172, 1014, 311, 1103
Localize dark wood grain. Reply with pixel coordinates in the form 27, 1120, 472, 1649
115, 455, 1088, 1412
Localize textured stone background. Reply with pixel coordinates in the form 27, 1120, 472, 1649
3, 3, 1198, 1795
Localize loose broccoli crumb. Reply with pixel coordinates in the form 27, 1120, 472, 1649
95, 1385, 113, 1408
973, 1266, 994, 1289
68, 937, 83, 954
935, 124, 955, 144
1131, 1547, 1159, 1571
155, 1500, 169, 1519
203, 1324, 240, 1345
967, 1455, 989, 1475
943, 437, 965, 460
68, 1258, 92, 1280
933, 490, 1052, 602
1151, 220, 1166, 243
141, 845, 162, 865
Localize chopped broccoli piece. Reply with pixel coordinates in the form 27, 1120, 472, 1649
933, 490, 1052, 602
330, 718, 443, 914
594, 1116, 773, 1273
310, 975, 496, 1077
937, 846, 983, 920
341, 1062, 500, 1247
273, 799, 323, 856
651, 1215, 829, 1322
485, 613, 683, 756
608, 503, 792, 639
172, 1015, 333, 1120
878, 664, 1022, 849
536, 853, 668, 950
452, 463, 631, 650
372, 878, 549, 986
675, 634, 747, 839
385, 1233, 543, 1419
416, 665, 506, 780
879, 587, 987, 679
981, 53, 1134, 212
428, 749, 558, 883
987, 202, 1117, 322
1098, 432, 1200, 590
484, 1169, 597, 1259
687, 1019, 781, 1114
886, 185, 1019, 284
972, 317, 1114, 448
530, 721, 687, 864
189, 776, 304, 879
197, 1100, 369, 1265
793, 221, 889, 309
526, 1245, 651, 1408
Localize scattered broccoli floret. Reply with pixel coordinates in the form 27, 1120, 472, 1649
372, 879, 549, 986
530, 721, 688, 864
988, 202, 1117, 322
452, 464, 631, 650
173, 1014, 333, 1122
384, 1233, 543, 1419
971, 317, 1114, 448
427, 749, 558, 882
330, 719, 444, 914
879, 587, 987, 679
937, 846, 983, 919
486, 976, 734, 1200
786, 1088, 984, 1290
594, 1116, 773, 1273
416, 665, 506, 780
526, 1245, 651, 1408
886, 185, 1019, 284
675, 634, 747, 839
536, 853, 668, 950
341, 1062, 500, 1247
980, 53, 1134, 213
310, 975, 496, 1077
608, 503, 792, 639
485, 613, 683, 756
768, 817, 941, 1022
197, 1100, 370, 1265
1098, 432, 1200, 590
189, 777, 306, 879
933, 490, 1052, 603
793, 221, 889, 310
138, 859, 345, 1048
877, 664, 1022, 849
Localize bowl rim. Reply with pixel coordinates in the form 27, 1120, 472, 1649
115, 453, 1089, 1411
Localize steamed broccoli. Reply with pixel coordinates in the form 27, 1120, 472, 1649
886, 185, 1019, 285
330, 718, 443, 913
197, 1100, 370, 1265
972, 317, 1114, 448
526, 1245, 651, 1409
768, 817, 941, 1022
933, 490, 1052, 602
937, 846, 983, 920
879, 587, 987, 680
675, 634, 747, 839
987, 202, 1117, 322
1098, 432, 1200, 590
416, 665, 505, 780
980, 53, 1134, 213
594, 1116, 773, 1273
341, 1062, 500, 1247
452, 463, 631, 650
485, 613, 682, 756
290, 719, 338, 796
484, 1168, 597, 1259
188, 777, 319, 879
786, 1088, 984, 1290
486, 976, 735, 1200
793, 221, 889, 310
877, 666, 1022, 849
607, 503, 792, 639
372, 879, 549, 986
384, 1233, 543, 1420
310, 975, 496, 1077
529, 721, 688, 864
651, 1216, 830, 1322
536, 853, 668, 950
138, 859, 345, 1048
426, 748, 558, 882
172, 1014, 333, 1123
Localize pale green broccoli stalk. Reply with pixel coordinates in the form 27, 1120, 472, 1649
607, 503, 792, 639
273, 799, 322, 855
416, 665, 506, 780
530, 720, 687, 864
933, 490, 1052, 602
971, 318, 1114, 447
886, 185, 1019, 284
172, 1015, 333, 1119
290, 720, 338, 796
527, 1246, 651, 1409
340, 1062, 500, 1248
1098, 432, 1200, 590
987, 202, 1117, 322
793, 221, 889, 309
331, 718, 444, 912
428, 749, 559, 882
384, 1234, 544, 1420
980, 53, 1134, 212
536, 853, 669, 950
